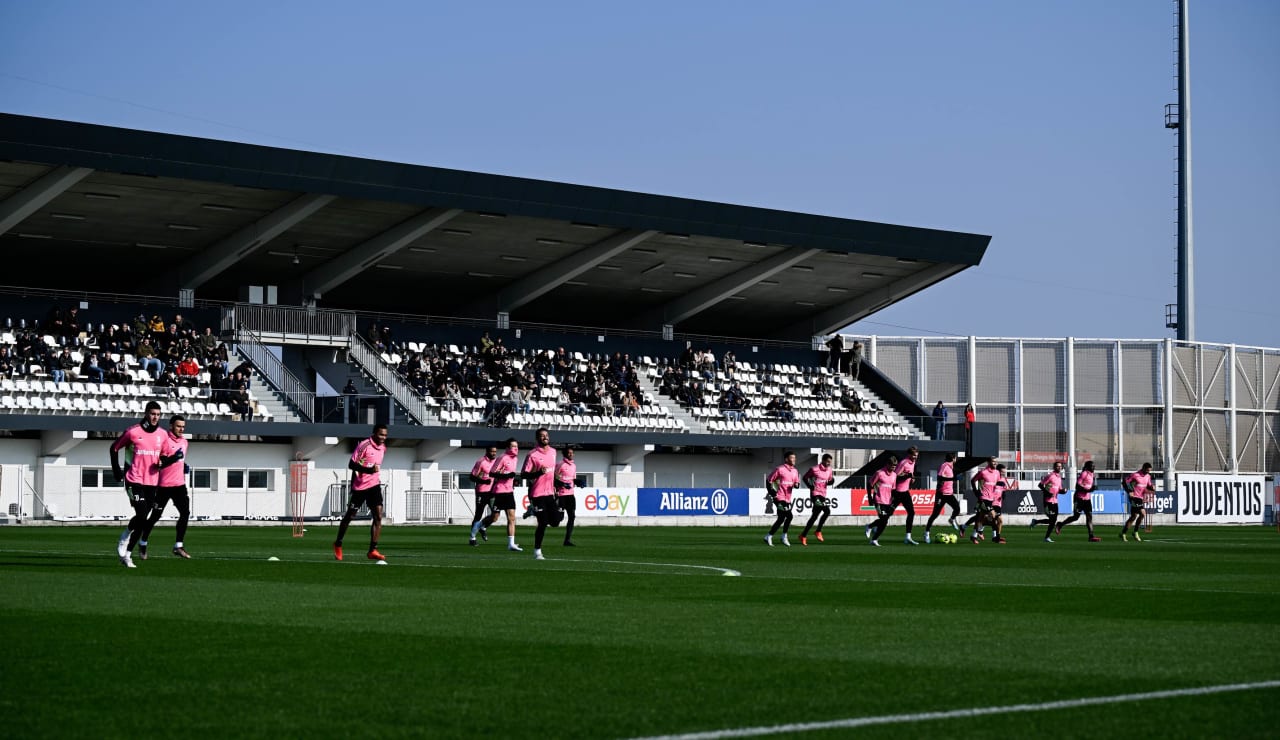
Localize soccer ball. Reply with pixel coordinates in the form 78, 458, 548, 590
940, 533, 957, 544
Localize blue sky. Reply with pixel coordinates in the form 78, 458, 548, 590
2, 0, 1276, 345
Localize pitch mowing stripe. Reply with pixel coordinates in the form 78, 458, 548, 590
625, 679, 1280, 740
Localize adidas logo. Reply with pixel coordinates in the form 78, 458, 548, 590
1017, 497, 1036, 514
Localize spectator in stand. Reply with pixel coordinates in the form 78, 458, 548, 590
136, 338, 164, 379
148, 314, 166, 338
509, 382, 530, 414
0, 346, 15, 379
723, 350, 737, 375
849, 341, 864, 380
932, 401, 948, 440
174, 355, 200, 386
766, 396, 794, 422
840, 387, 864, 413
199, 326, 218, 355
964, 403, 976, 455
718, 389, 741, 422
825, 334, 845, 373
81, 352, 106, 384
813, 375, 833, 399
597, 386, 614, 416
443, 380, 463, 412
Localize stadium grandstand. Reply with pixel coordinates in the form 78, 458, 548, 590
0, 113, 1274, 528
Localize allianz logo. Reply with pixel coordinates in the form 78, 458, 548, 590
658, 489, 731, 514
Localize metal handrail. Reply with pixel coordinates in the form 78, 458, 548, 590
233, 325, 316, 422
346, 332, 432, 424
229, 304, 357, 338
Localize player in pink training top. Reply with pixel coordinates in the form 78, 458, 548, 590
1057, 460, 1101, 541
555, 446, 578, 547
764, 451, 800, 547
798, 453, 835, 546
333, 424, 388, 562
1120, 462, 1153, 542
522, 427, 560, 560
962, 457, 1003, 543
487, 438, 523, 551
468, 445, 499, 546
139, 414, 193, 559
865, 455, 898, 547
889, 446, 921, 545
1028, 461, 1065, 543
923, 451, 961, 543
109, 400, 166, 568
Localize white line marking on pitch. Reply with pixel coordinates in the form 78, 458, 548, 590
624, 679, 1280, 740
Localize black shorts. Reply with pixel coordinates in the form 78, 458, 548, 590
771, 498, 792, 514
532, 496, 564, 526
557, 494, 576, 513
347, 484, 384, 510
125, 482, 157, 507
977, 499, 995, 515
155, 485, 190, 509
890, 491, 913, 509
1042, 501, 1059, 517
474, 491, 495, 513
809, 495, 830, 513
875, 502, 894, 518
1073, 498, 1093, 515
1128, 496, 1146, 513
492, 492, 516, 511
935, 493, 959, 509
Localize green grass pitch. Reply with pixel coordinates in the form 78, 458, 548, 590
3, 524, 1279, 739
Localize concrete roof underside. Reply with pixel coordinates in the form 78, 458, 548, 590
0, 113, 990, 341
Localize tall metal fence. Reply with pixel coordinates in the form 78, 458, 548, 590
232, 326, 316, 421
847, 335, 1280, 478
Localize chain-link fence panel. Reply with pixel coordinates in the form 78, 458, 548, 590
1023, 407, 1067, 464
1237, 411, 1262, 473
976, 342, 1016, 405
924, 339, 968, 404
1234, 349, 1263, 410
1121, 407, 1163, 470
876, 339, 919, 400
1201, 345, 1230, 409
1121, 342, 1162, 405
1203, 410, 1230, 472
1023, 342, 1065, 405
1075, 408, 1116, 470
1172, 344, 1199, 406
1172, 409, 1201, 471
1074, 343, 1116, 405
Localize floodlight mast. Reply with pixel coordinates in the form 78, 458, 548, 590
1165, 0, 1195, 341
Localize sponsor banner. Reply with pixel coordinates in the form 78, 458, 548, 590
1176, 474, 1267, 523
846, 489, 940, 517
518, 488, 634, 517
637, 487, 749, 516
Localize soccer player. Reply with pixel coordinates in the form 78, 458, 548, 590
139, 414, 192, 559
1120, 462, 1153, 542
333, 424, 388, 562
865, 454, 898, 547
555, 446, 578, 547
799, 453, 835, 545
963, 457, 1003, 544
764, 451, 800, 546
468, 445, 498, 546
890, 445, 921, 545
1057, 460, 1101, 541
923, 451, 961, 543
1029, 461, 1065, 543
488, 438, 523, 552
523, 427, 559, 560
109, 400, 166, 567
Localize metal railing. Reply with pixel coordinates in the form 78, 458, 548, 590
233, 325, 316, 422
346, 332, 433, 424
226, 304, 357, 339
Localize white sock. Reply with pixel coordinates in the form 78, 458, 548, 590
765, 534, 772, 544
508, 535, 515, 546
119, 529, 129, 542
139, 539, 148, 547
535, 548, 543, 557
174, 541, 183, 548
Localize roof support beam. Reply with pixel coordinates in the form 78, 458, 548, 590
301, 207, 463, 301
646, 247, 823, 328
472, 229, 658, 316
780, 262, 967, 338
0, 165, 93, 236
177, 193, 336, 290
